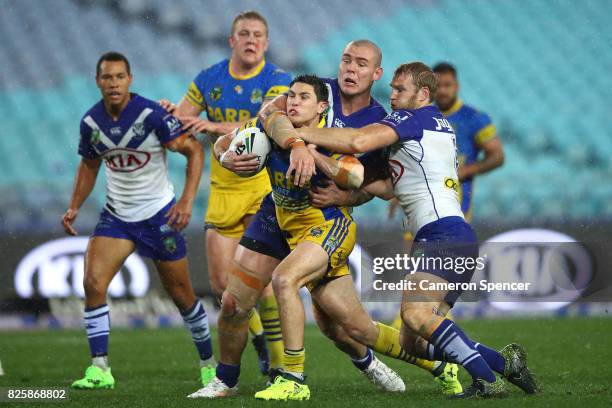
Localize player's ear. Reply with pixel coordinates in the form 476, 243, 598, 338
228, 34, 236, 49
317, 101, 329, 115
373, 66, 383, 81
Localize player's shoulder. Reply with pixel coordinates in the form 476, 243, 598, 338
194, 59, 230, 82
459, 102, 491, 121
131, 94, 166, 116
367, 97, 387, 119
262, 61, 291, 78
81, 99, 104, 123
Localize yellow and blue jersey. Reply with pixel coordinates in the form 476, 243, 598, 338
184, 58, 292, 193
442, 100, 497, 219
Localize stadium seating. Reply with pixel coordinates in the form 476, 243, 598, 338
0, 0, 610, 231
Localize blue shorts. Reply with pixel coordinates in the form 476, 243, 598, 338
412, 216, 478, 306
92, 199, 187, 261
239, 193, 291, 260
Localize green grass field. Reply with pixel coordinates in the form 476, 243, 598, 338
1, 318, 611, 407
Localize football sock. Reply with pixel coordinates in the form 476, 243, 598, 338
259, 295, 284, 368
351, 347, 374, 371
248, 308, 264, 336
283, 348, 305, 379
84, 304, 110, 364
374, 322, 438, 372
216, 362, 240, 388
474, 342, 506, 375
427, 319, 496, 383
181, 300, 214, 362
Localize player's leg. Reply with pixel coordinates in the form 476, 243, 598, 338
188, 246, 276, 398
72, 233, 135, 390
155, 257, 215, 384
311, 297, 405, 392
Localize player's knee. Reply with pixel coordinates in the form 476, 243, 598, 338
400, 306, 428, 335
271, 271, 297, 295
210, 274, 227, 298
83, 273, 106, 298
220, 291, 250, 324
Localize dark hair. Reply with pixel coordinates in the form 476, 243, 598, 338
432, 62, 457, 78
290, 74, 329, 102
96, 52, 131, 77
394, 62, 437, 102
231, 10, 268, 36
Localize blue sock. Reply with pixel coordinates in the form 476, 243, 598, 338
181, 300, 213, 361
216, 362, 240, 388
474, 342, 506, 375
84, 304, 110, 357
351, 348, 374, 371
428, 319, 496, 383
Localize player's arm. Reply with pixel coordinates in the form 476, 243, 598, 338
62, 158, 102, 236
459, 136, 504, 181
259, 95, 315, 187
308, 145, 364, 189
297, 123, 399, 154
164, 134, 204, 231
213, 131, 260, 176
310, 181, 374, 208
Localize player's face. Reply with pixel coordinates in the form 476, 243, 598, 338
96, 60, 132, 107
389, 74, 425, 110
229, 19, 269, 67
434, 72, 458, 111
286, 83, 327, 128
338, 44, 382, 96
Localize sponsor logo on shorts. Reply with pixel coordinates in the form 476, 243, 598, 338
163, 236, 177, 253
310, 227, 324, 237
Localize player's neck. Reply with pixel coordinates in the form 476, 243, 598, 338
229, 57, 265, 79
339, 91, 371, 116
104, 94, 131, 121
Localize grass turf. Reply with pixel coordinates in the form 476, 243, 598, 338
0, 317, 611, 407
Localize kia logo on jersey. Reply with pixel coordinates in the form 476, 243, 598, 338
103, 148, 151, 172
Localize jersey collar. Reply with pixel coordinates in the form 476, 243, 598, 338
441, 99, 463, 116
228, 58, 266, 80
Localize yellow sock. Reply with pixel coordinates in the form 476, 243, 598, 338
248, 308, 264, 336
374, 322, 437, 373
259, 295, 284, 369
283, 348, 305, 375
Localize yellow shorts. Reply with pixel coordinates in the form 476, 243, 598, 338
205, 189, 270, 238
276, 206, 356, 291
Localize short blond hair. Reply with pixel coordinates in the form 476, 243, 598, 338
231, 10, 268, 36
394, 62, 437, 102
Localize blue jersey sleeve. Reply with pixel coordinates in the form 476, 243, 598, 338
78, 118, 99, 159
153, 109, 184, 145
184, 69, 207, 109
378, 110, 421, 142
264, 68, 292, 99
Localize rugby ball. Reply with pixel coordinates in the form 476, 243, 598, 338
228, 124, 271, 177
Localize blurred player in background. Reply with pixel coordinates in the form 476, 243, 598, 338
62, 52, 212, 389
433, 62, 504, 221
163, 11, 292, 377
296, 62, 538, 399
188, 41, 461, 399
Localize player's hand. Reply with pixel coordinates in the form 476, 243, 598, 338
165, 199, 192, 231
159, 99, 177, 113
310, 180, 351, 208
61, 208, 79, 236
287, 144, 316, 188
388, 197, 400, 220
181, 117, 216, 135
220, 145, 260, 176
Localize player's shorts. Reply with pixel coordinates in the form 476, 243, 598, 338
205, 187, 270, 238
92, 199, 186, 261
276, 205, 356, 292
411, 216, 478, 306
240, 193, 291, 260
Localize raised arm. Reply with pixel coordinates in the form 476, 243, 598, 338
62, 158, 102, 236
297, 123, 399, 154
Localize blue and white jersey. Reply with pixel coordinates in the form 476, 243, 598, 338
378, 105, 464, 235
78, 94, 184, 222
